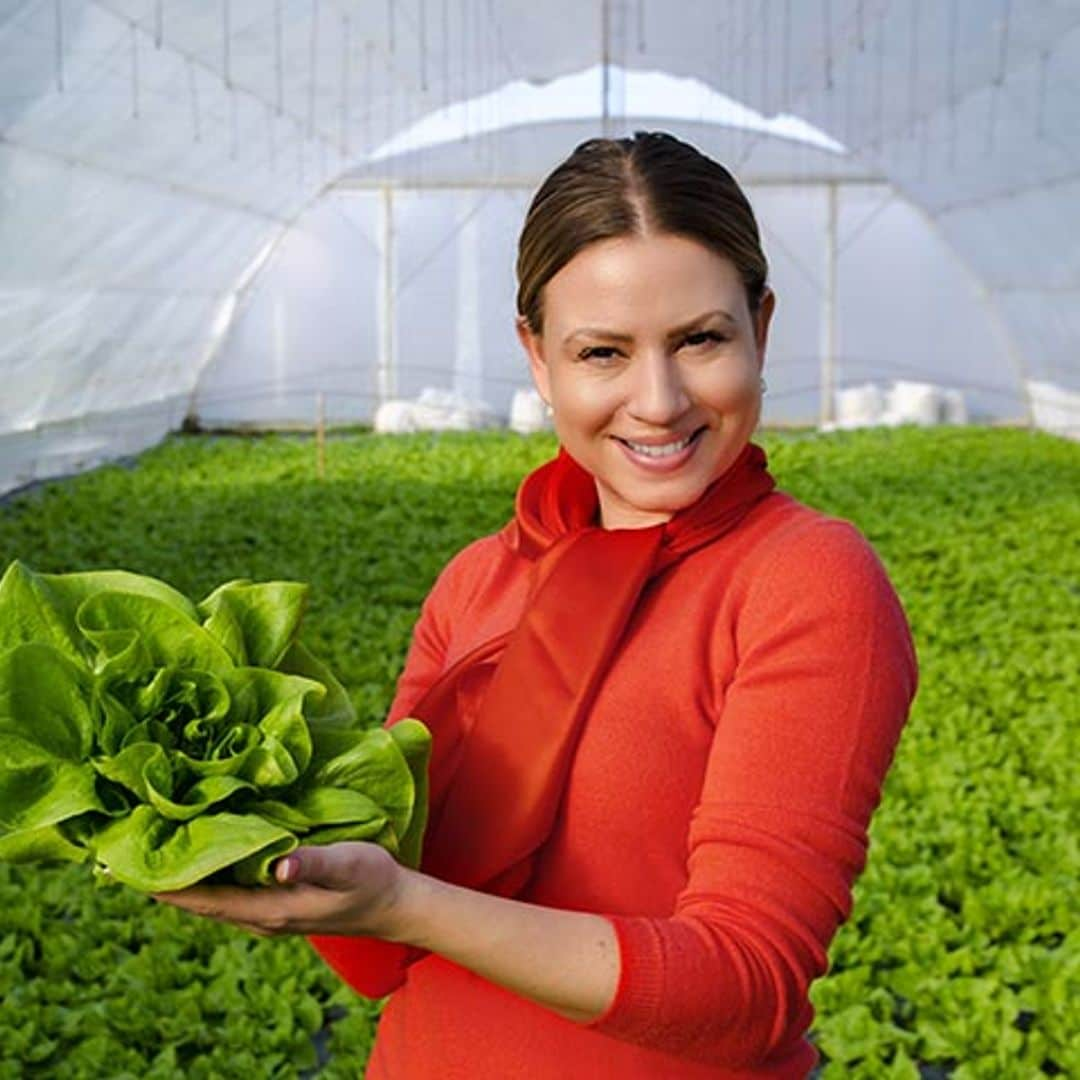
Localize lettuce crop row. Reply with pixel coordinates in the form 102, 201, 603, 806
0, 425, 1076, 1078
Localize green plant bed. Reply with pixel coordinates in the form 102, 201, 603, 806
1, 426, 1076, 1078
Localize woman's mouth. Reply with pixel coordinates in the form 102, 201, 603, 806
614, 426, 706, 470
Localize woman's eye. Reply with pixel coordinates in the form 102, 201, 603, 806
579, 347, 620, 362
684, 331, 727, 348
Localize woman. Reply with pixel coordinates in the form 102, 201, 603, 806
155, 131, 919, 1078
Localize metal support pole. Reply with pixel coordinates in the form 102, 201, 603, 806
819, 181, 838, 427
455, 190, 482, 402
976, 283, 1035, 427
377, 184, 397, 407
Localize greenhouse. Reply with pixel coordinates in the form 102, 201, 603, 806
0, 2, 1077, 1078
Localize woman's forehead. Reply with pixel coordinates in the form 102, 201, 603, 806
544, 237, 746, 328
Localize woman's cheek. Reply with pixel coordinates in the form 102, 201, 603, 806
699, 362, 759, 407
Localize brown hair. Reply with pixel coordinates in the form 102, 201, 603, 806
515, 130, 768, 337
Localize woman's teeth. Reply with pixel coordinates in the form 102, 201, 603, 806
622, 430, 699, 457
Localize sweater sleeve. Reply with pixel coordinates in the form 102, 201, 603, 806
584, 519, 919, 1068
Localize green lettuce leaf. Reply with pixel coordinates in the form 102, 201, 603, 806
197, 580, 310, 668
0, 561, 432, 893
0, 643, 106, 832
91, 806, 297, 892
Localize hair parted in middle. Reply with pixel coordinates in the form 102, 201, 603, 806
515, 130, 770, 339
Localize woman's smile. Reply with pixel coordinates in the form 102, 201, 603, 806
613, 425, 707, 470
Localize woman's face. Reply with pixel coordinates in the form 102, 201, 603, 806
516, 231, 775, 530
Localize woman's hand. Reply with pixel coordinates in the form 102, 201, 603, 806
151, 841, 406, 940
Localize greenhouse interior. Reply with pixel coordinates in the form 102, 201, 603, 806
0, 1, 1077, 1078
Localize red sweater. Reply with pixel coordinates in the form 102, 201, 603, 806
362, 489, 918, 1078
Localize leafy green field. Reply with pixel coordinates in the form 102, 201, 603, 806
0, 426, 1076, 1078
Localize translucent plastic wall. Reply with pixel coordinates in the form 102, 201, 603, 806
195, 177, 1023, 429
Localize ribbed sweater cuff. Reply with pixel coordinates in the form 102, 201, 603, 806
585, 914, 666, 1037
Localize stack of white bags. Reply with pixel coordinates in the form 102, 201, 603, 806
373, 388, 500, 433
824, 380, 968, 431
373, 387, 553, 435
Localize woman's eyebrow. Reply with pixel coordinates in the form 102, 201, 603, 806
563, 309, 737, 345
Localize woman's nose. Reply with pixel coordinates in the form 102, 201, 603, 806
626, 351, 690, 425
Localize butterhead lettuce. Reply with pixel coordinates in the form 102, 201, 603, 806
0, 560, 431, 892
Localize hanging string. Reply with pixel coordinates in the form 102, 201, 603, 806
908, 0, 920, 136
948, 0, 958, 170
601, 0, 611, 136
482, 0, 490, 164
761, 0, 770, 111
995, 0, 1012, 83
223, 0, 231, 90
845, 7, 857, 149
918, 109, 930, 181
1036, 48, 1050, 139
365, 40, 374, 152
341, 14, 351, 153
308, 0, 320, 139
187, 57, 201, 142
275, 0, 284, 115
729, 1, 739, 159
782, 0, 791, 105
874, 14, 884, 157
54, 0, 63, 92
738, 0, 747, 111
823, 0, 833, 91
266, 102, 276, 172
857, 0, 865, 52
155, 0, 163, 48
745, 0, 756, 160
462, 0, 470, 140
726, 7, 737, 162
386, 36, 396, 174
230, 89, 238, 160
638, 0, 646, 53
420, 0, 428, 93
130, 20, 140, 119
388, 0, 396, 54
443, 0, 450, 108
985, 0, 1011, 156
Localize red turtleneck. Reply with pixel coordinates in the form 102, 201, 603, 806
311, 446, 919, 1077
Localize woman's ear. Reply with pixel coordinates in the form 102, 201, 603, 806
754, 288, 776, 364
515, 315, 551, 406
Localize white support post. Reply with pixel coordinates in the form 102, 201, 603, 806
820, 181, 838, 427
377, 184, 397, 407
976, 283, 1036, 427
455, 191, 482, 402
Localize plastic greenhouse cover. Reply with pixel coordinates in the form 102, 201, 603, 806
1, 0, 1077, 497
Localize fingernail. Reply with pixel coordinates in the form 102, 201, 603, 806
276, 858, 295, 883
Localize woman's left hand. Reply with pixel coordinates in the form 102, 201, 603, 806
151, 841, 406, 940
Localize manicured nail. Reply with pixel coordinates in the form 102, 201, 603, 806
276, 858, 295, 883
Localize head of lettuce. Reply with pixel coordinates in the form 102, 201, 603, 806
0, 560, 430, 893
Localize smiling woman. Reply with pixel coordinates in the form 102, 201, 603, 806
516, 232, 774, 529
155, 131, 918, 1080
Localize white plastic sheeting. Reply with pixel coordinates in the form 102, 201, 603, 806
2, 1, 1078, 494
195, 175, 1024, 428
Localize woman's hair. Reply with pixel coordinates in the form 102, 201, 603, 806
515, 130, 769, 336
